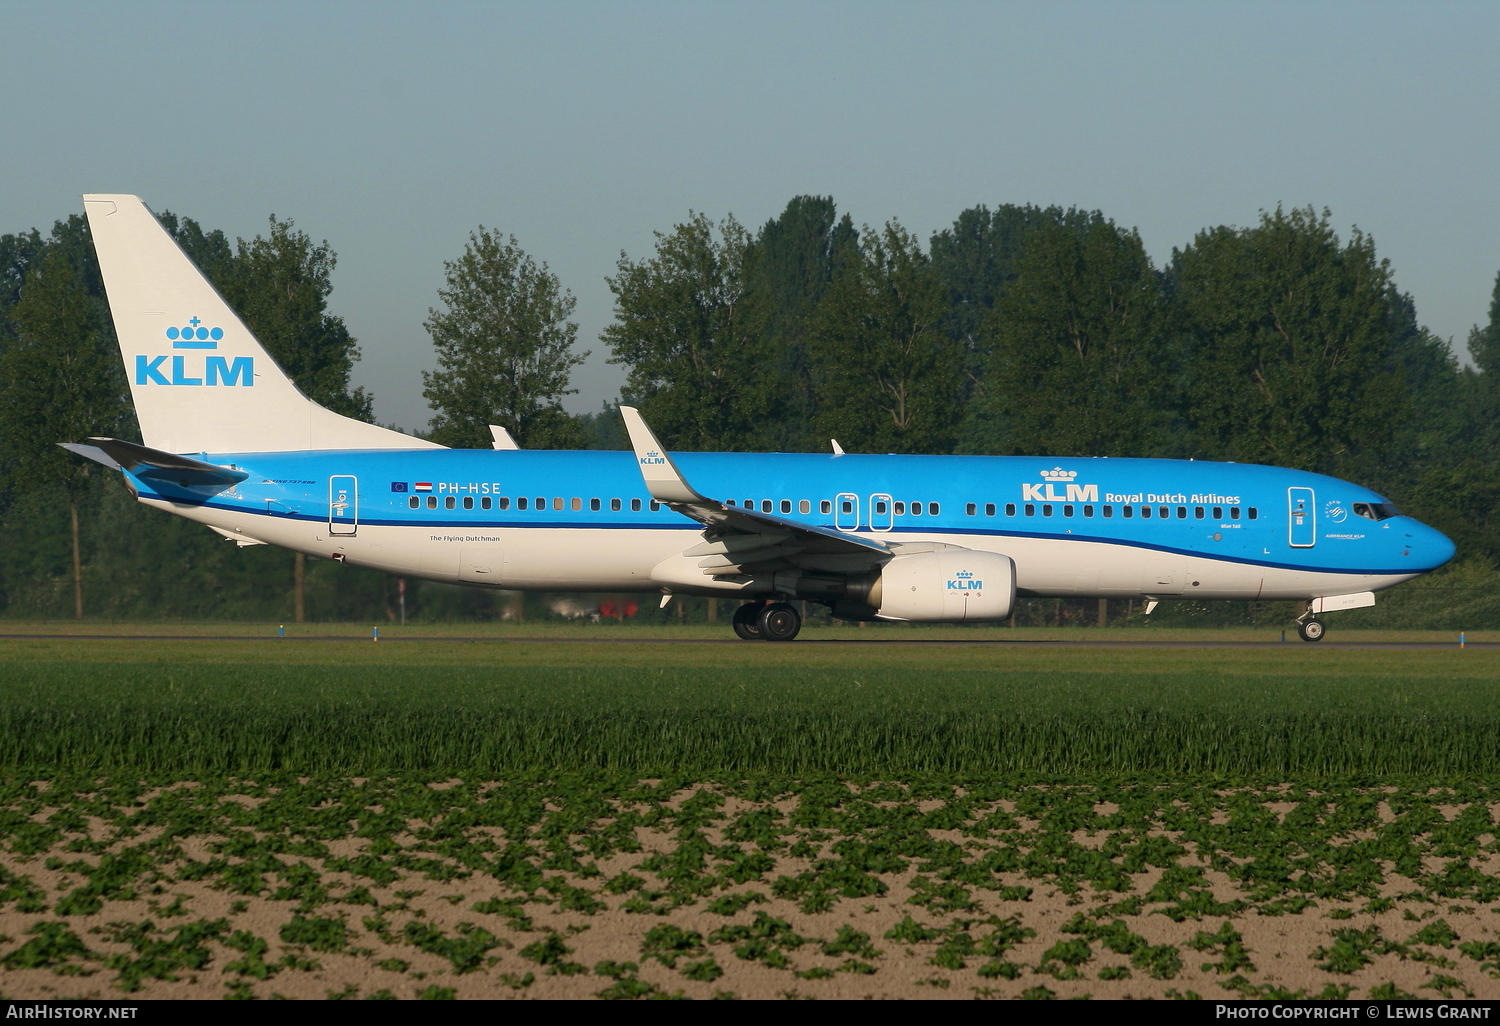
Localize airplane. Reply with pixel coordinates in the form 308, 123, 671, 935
63, 194, 1455, 642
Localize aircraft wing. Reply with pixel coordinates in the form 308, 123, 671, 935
619, 407, 888, 578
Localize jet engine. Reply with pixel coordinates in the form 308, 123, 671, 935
834, 548, 1015, 623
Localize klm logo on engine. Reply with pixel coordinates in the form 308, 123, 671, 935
640, 450, 666, 465
947, 571, 983, 590
134, 317, 252, 386
1021, 467, 1097, 503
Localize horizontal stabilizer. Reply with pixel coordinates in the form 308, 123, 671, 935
71, 436, 248, 494
58, 443, 122, 471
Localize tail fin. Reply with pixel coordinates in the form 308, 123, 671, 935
82, 194, 440, 454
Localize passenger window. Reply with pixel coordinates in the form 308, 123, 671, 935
1063, 504, 1074, 517
611, 498, 621, 511
1024, 503, 1035, 517
535, 496, 544, 509
1177, 506, 1186, 519
799, 500, 810, 514
463, 496, 474, 510
1123, 505, 1133, 518
498, 496, 509, 510
1194, 506, 1204, 519
445, 496, 456, 510
1248, 507, 1258, 520
1141, 506, 1151, 518
631, 498, 642, 511
820, 500, 832, 515
894, 501, 906, 515
743, 499, 754, 509
763, 500, 773, 513
1230, 507, 1240, 520
986, 503, 996, 517
482, 496, 492, 510
553, 497, 563, 511
590, 498, 600, 511
842, 500, 854, 514
929, 502, 939, 516
1005, 503, 1015, 516
1043, 504, 1053, 517
966, 503, 976, 516
1103, 505, 1113, 518
875, 500, 888, 514
1160, 506, 1169, 519
427, 495, 438, 509
911, 502, 922, 517
1083, 505, 1094, 518
650, 500, 661, 512
571, 497, 582, 511
780, 500, 792, 514
1212, 506, 1222, 520
518, 496, 529, 510
408, 496, 419, 509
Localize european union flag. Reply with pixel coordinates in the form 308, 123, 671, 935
391, 482, 408, 493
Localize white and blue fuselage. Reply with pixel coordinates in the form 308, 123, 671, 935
127, 447, 1451, 603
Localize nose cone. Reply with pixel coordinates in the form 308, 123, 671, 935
1405, 519, 1456, 570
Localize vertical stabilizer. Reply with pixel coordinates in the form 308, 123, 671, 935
83, 194, 440, 454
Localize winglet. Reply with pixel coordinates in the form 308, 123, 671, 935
489, 425, 520, 450
831, 439, 845, 456
618, 406, 705, 504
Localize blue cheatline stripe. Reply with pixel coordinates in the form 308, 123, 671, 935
142, 492, 1407, 579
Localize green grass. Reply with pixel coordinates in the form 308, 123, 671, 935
0, 636, 1497, 777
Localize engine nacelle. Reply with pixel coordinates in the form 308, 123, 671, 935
838, 548, 1016, 622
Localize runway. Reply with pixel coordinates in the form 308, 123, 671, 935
0, 633, 1488, 650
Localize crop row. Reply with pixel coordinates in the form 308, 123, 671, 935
4, 662, 1500, 776
1, 777, 1497, 998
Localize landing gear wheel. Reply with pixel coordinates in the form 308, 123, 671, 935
732, 603, 763, 640
1298, 618, 1325, 642
757, 602, 802, 642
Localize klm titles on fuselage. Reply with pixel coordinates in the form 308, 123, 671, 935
1023, 469, 1240, 507
134, 318, 253, 387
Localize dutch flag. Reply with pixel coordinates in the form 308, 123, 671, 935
415, 482, 433, 493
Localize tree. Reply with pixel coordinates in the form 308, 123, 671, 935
977, 209, 1171, 457
1172, 207, 1407, 474
737, 197, 859, 451
211, 215, 373, 422
806, 221, 962, 454
0, 224, 129, 618
603, 212, 767, 451
929, 204, 1066, 356
422, 228, 586, 449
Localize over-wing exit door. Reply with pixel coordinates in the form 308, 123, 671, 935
329, 476, 358, 536
1288, 487, 1315, 548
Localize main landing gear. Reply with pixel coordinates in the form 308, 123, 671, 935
732, 601, 802, 642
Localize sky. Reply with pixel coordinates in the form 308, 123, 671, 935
3, 0, 1497, 433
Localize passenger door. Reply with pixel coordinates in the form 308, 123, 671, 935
1288, 487, 1315, 548
329, 476, 358, 536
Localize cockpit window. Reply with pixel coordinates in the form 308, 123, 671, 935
1353, 502, 1401, 521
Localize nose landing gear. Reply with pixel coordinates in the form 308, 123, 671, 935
1296, 617, 1325, 642
732, 601, 803, 641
